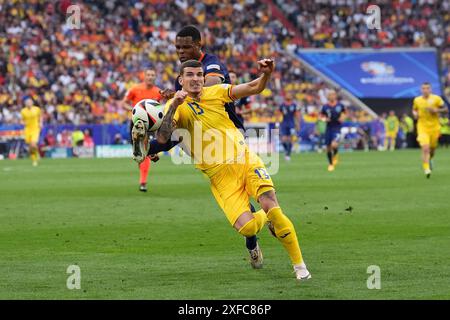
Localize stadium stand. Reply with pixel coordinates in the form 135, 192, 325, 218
0, 0, 448, 151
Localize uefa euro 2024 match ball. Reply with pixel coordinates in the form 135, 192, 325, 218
132, 99, 165, 132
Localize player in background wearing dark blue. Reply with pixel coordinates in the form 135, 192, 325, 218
229, 70, 252, 125
320, 90, 346, 172
161, 25, 244, 131
278, 92, 301, 161
158, 25, 262, 267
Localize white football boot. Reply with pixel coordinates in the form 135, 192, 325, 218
294, 262, 311, 281
132, 120, 148, 164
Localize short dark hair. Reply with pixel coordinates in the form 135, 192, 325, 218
422, 82, 431, 86
176, 25, 201, 42
180, 59, 203, 75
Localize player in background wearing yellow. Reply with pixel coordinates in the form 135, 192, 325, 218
135, 59, 311, 280
384, 110, 399, 151
412, 82, 448, 178
20, 98, 42, 166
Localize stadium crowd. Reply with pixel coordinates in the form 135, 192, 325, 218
0, 0, 449, 150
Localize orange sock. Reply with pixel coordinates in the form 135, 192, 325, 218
139, 157, 151, 184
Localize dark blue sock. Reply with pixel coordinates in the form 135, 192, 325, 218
246, 235, 257, 250
327, 151, 333, 164
246, 203, 257, 250
287, 142, 292, 156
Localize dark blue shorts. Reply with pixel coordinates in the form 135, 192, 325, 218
325, 127, 341, 145
280, 124, 296, 137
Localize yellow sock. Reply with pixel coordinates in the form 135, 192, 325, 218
238, 209, 267, 237
253, 209, 267, 227
423, 162, 430, 171
30, 150, 37, 162
267, 207, 303, 265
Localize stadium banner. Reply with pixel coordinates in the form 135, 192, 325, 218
0, 124, 23, 140
45, 147, 72, 159
297, 48, 441, 98
40, 124, 130, 146
73, 146, 95, 158
95, 145, 132, 158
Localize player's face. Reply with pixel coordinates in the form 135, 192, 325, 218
175, 37, 201, 62
144, 70, 156, 86
421, 84, 431, 96
328, 91, 337, 103
180, 67, 204, 94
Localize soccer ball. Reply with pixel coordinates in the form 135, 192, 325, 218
132, 99, 165, 132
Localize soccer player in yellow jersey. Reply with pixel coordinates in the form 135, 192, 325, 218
20, 98, 42, 166
412, 82, 448, 178
134, 59, 311, 280
384, 110, 399, 151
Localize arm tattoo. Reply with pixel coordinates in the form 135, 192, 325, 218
157, 104, 177, 144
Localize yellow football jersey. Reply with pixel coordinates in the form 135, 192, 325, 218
165, 84, 246, 176
384, 115, 399, 133
413, 94, 444, 130
20, 106, 41, 131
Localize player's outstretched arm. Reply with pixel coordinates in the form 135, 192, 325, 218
156, 90, 187, 144
231, 59, 274, 100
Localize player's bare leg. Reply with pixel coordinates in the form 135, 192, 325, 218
258, 190, 311, 281
29, 142, 39, 166
331, 140, 339, 166
281, 135, 292, 161
132, 120, 148, 164
326, 145, 335, 171
421, 144, 431, 178
429, 147, 436, 171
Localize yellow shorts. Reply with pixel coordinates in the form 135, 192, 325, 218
385, 131, 397, 139
24, 129, 40, 144
208, 149, 274, 226
417, 128, 440, 148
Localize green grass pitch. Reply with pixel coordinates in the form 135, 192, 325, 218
1, 149, 449, 299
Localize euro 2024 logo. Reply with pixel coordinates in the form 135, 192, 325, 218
361, 62, 395, 77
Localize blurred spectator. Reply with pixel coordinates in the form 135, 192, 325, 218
83, 129, 94, 148
113, 133, 126, 145
57, 130, 72, 147
400, 113, 415, 148
39, 129, 56, 156
0, 0, 448, 150
72, 129, 85, 147
439, 117, 450, 148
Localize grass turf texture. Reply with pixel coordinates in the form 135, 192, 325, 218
1, 149, 449, 299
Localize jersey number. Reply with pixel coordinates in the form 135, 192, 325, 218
188, 102, 204, 115
254, 168, 270, 180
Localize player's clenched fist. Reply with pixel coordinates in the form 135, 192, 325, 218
159, 88, 175, 100
257, 58, 275, 75
173, 90, 188, 107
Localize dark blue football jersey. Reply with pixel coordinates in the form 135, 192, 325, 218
321, 103, 345, 128
279, 102, 300, 127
